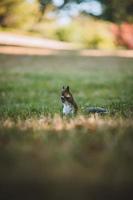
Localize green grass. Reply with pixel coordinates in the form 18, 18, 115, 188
0, 52, 133, 199
0, 53, 133, 119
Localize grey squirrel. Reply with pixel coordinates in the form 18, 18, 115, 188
61, 86, 78, 115
61, 86, 109, 115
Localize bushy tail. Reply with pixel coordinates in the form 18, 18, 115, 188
85, 107, 109, 114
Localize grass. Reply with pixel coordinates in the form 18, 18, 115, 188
0, 51, 133, 199
0, 53, 133, 119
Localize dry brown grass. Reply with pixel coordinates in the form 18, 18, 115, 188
1, 115, 132, 132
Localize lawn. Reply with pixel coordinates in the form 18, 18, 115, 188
0, 51, 133, 200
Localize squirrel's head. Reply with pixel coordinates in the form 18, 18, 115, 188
61, 86, 73, 104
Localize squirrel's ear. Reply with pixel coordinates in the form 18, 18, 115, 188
66, 86, 69, 91
62, 86, 65, 90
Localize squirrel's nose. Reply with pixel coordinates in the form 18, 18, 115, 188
61, 96, 64, 99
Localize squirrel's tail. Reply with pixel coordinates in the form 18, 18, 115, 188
85, 107, 109, 114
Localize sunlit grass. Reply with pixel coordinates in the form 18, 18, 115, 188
1, 115, 132, 131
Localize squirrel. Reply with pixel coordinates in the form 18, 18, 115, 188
61, 86, 78, 115
61, 86, 108, 116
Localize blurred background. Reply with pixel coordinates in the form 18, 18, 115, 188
0, 0, 133, 49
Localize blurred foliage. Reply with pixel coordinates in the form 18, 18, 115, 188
30, 16, 115, 49
0, 0, 133, 29
97, 0, 133, 23
79, 18, 115, 49
29, 16, 133, 49
84, 34, 103, 49
0, 0, 39, 28
38, 0, 133, 23
0, 0, 132, 49
55, 27, 71, 42
112, 23, 133, 49
37, 0, 52, 14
